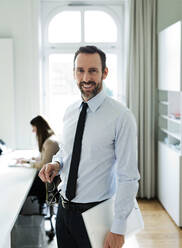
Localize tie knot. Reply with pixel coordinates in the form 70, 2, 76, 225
82, 102, 88, 110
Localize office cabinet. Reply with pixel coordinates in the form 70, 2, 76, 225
158, 21, 182, 91
157, 21, 182, 226
158, 142, 182, 226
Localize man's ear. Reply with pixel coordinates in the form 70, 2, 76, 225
102, 67, 108, 80
73, 69, 75, 79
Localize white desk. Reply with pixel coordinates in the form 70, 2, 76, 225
0, 150, 38, 248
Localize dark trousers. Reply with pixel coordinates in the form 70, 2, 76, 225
56, 199, 92, 248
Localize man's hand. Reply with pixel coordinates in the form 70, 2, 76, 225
39, 162, 60, 183
103, 232, 124, 248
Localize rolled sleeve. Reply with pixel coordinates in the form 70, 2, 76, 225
52, 145, 64, 171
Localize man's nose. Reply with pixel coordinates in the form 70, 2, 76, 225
83, 72, 90, 82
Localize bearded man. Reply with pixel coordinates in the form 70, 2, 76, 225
39, 46, 140, 248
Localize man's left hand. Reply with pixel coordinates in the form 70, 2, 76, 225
103, 232, 124, 248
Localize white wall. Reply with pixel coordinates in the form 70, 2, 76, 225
0, 0, 41, 149
0, 39, 15, 148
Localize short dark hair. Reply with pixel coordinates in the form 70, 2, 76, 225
73, 46, 106, 72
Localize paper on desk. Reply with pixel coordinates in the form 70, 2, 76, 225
82, 198, 144, 248
8, 162, 32, 168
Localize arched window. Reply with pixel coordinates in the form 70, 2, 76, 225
41, 5, 123, 135
48, 11, 81, 43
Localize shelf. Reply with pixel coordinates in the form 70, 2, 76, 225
158, 141, 181, 155
159, 101, 169, 105
160, 115, 181, 124
160, 128, 181, 140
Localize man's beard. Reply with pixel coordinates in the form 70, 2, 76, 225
79, 80, 102, 100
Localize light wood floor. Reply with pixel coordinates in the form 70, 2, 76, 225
48, 199, 182, 248
124, 199, 182, 248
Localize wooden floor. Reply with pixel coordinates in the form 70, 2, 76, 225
124, 199, 182, 248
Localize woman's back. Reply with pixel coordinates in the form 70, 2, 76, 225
31, 135, 59, 170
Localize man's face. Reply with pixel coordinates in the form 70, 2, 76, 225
74, 53, 108, 101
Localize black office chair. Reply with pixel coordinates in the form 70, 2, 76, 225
45, 203, 58, 242
21, 174, 60, 243
0, 139, 6, 155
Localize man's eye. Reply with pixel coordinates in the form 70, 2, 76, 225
77, 69, 84, 73
89, 69, 97, 73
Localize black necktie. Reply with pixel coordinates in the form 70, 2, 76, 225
66, 102, 88, 201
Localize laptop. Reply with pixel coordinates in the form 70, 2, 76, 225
82, 198, 144, 248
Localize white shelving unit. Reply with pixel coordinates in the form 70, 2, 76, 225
158, 142, 182, 226
158, 90, 182, 151
158, 21, 182, 226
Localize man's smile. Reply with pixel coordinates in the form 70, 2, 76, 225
82, 84, 94, 89
80, 81, 96, 90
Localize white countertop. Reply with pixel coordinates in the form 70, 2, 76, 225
0, 150, 38, 248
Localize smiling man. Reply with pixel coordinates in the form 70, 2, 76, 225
75, 51, 107, 101
39, 46, 140, 248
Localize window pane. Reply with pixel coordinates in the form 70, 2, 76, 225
48, 54, 80, 133
48, 11, 81, 43
84, 11, 117, 42
104, 54, 117, 99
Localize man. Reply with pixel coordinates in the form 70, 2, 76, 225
39, 46, 140, 248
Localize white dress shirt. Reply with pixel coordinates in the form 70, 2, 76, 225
52, 90, 140, 235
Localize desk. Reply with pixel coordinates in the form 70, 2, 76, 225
0, 150, 38, 248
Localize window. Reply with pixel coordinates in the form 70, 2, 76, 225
84, 11, 117, 42
48, 11, 81, 43
42, 5, 123, 135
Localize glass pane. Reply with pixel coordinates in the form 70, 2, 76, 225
48, 11, 81, 43
84, 11, 117, 42
48, 54, 80, 133
104, 54, 117, 99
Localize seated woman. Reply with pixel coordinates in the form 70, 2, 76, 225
18, 115, 60, 210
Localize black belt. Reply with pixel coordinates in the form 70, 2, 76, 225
61, 196, 106, 213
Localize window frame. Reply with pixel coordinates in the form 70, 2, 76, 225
41, 4, 124, 117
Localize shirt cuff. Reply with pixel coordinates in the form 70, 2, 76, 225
52, 155, 63, 170
111, 218, 127, 235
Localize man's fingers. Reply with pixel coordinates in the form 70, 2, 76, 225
39, 165, 47, 182
103, 232, 124, 248
103, 235, 109, 248
45, 163, 57, 183
103, 242, 109, 248
39, 163, 60, 183
49, 171, 57, 183
45, 164, 54, 182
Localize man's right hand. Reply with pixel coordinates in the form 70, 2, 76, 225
39, 162, 60, 183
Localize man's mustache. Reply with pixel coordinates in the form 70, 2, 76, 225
80, 81, 96, 86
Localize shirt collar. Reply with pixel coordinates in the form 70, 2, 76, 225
87, 90, 106, 112
77, 90, 107, 112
